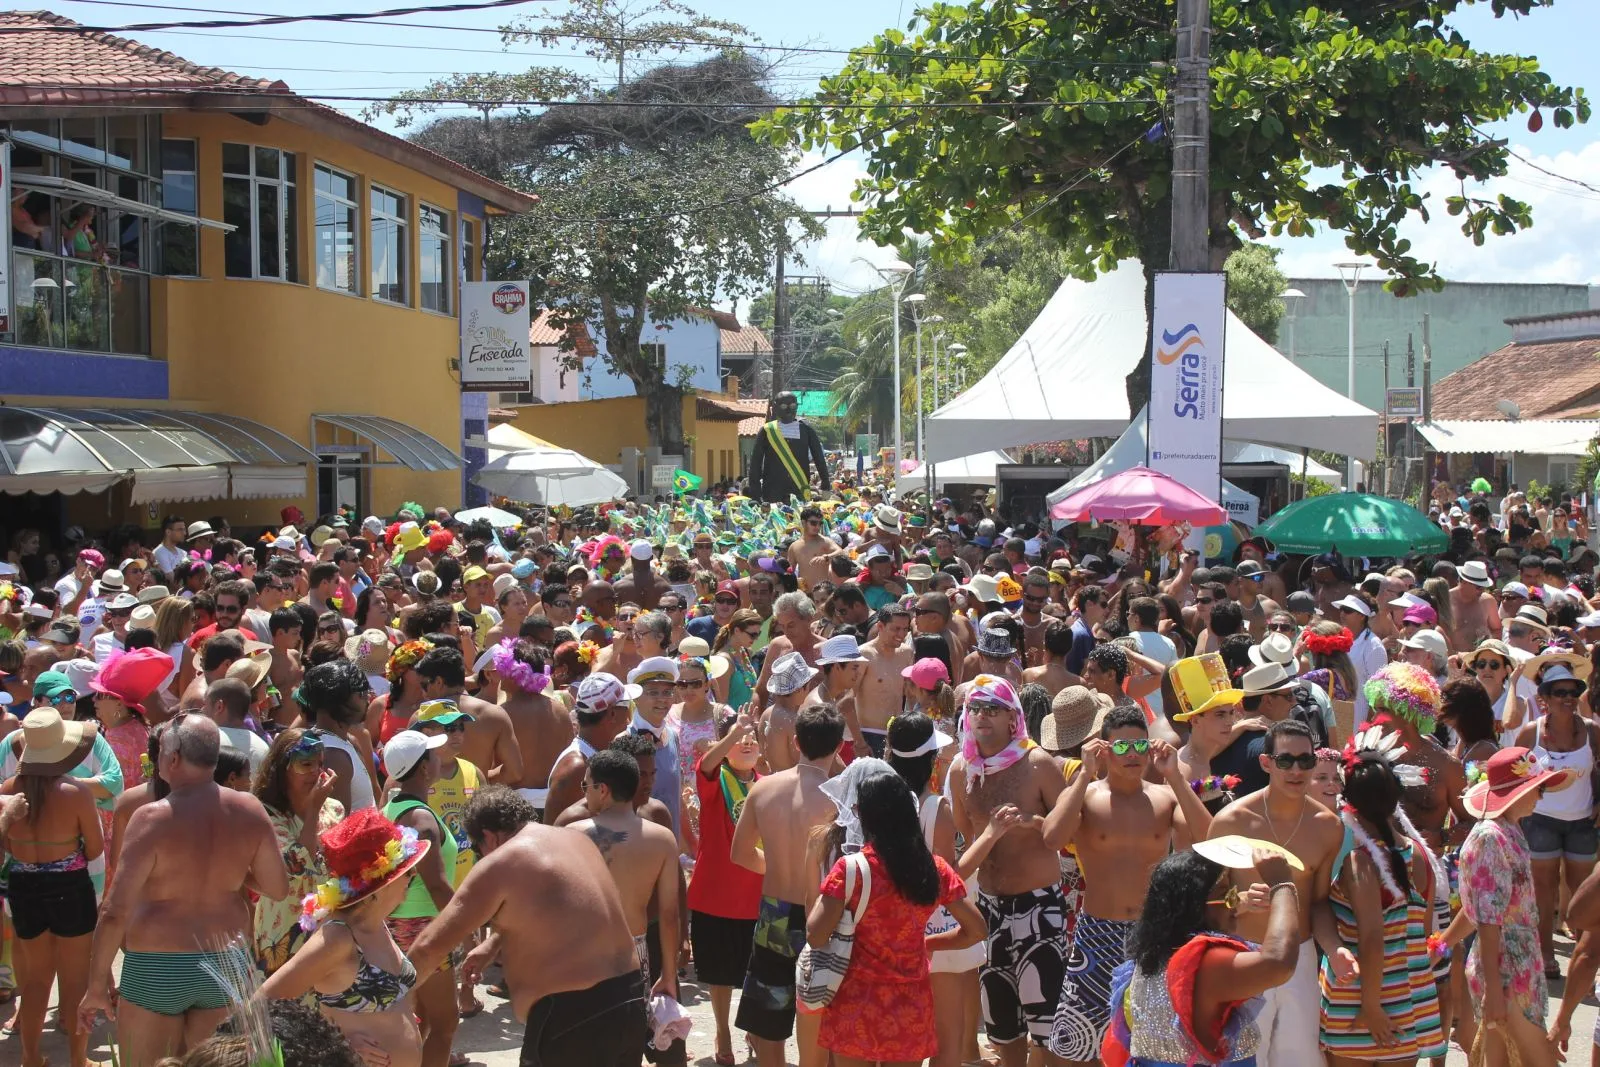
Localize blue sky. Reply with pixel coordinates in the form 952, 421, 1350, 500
51, 0, 1600, 293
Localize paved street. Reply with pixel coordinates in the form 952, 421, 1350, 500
15, 931, 1597, 1065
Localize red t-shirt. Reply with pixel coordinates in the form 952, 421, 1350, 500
686, 754, 763, 920
187, 622, 219, 654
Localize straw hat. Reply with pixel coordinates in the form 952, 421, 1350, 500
227, 654, 270, 693
16, 707, 97, 775
1463, 746, 1576, 819
1525, 646, 1592, 686
344, 629, 394, 676
1040, 685, 1113, 753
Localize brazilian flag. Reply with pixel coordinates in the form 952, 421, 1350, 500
672, 468, 703, 495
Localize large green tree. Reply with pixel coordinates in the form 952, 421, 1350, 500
759, 0, 1588, 409
385, 4, 814, 452
1225, 243, 1289, 344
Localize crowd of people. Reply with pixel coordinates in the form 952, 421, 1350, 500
0, 475, 1596, 1067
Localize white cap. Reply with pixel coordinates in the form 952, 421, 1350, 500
383, 729, 449, 780
629, 539, 655, 561
815, 634, 866, 665
575, 672, 638, 713
628, 656, 680, 685
1576, 611, 1600, 629
1399, 628, 1449, 661
270, 535, 298, 552
1387, 591, 1427, 610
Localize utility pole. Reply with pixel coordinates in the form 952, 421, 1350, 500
1381, 340, 1391, 495
1422, 314, 1432, 422
771, 242, 787, 398
1169, 0, 1212, 270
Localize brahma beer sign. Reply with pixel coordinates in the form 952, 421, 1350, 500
1146, 271, 1227, 500
460, 280, 531, 392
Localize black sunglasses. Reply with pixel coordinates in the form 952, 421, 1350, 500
1195, 597, 1214, 606
1271, 752, 1318, 771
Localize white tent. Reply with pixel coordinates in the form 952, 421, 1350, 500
925, 261, 1378, 462
895, 450, 1011, 495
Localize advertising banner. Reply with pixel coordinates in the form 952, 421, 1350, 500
1146, 271, 1227, 501
460, 280, 531, 392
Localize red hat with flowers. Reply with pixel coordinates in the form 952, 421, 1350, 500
1463, 746, 1576, 820
300, 808, 430, 931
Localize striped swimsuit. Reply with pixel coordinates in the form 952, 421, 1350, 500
1319, 830, 1445, 1060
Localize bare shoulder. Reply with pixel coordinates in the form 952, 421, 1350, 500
1207, 793, 1257, 833
640, 798, 673, 830
641, 816, 677, 852
1307, 803, 1345, 850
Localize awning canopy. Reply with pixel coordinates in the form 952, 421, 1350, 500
926, 261, 1379, 462
1415, 419, 1599, 456
0, 406, 314, 499
311, 414, 460, 471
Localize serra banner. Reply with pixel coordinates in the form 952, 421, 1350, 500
1146, 271, 1227, 502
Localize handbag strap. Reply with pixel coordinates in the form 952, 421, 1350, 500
846, 851, 872, 919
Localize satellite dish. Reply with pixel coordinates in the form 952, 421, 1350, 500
1495, 399, 1522, 420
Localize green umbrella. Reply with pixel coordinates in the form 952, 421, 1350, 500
1254, 493, 1447, 556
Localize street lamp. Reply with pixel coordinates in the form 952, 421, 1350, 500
1334, 262, 1366, 488
928, 319, 945, 409
947, 343, 968, 398
905, 293, 927, 461
1280, 287, 1305, 361
873, 260, 915, 466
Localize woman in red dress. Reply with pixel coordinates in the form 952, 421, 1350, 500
805, 766, 986, 1066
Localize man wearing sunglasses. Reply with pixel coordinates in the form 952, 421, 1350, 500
1042, 705, 1213, 1066
787, 506, 842, 592
1207, 719, 1347, 1067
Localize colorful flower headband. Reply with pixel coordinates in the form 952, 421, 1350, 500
1303, 627, 1354, 656
299, 824, 422, 931
1189, 774, 1241, 796
385, 639, 434, 684
1341, 718, 1429, 787
491, 638, 551, 693
575, 640, 599, 666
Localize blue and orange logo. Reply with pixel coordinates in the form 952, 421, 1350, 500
1157, 323, 1203, 364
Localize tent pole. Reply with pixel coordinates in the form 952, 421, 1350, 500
1301, 448, 1310, 501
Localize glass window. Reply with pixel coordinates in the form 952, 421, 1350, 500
159, 138, 199, 276
419, 203, 450, 313
460, 217, 477, 283
314, 163, 359, 294
11, 119, 58, 151
370, 184, 408, 305
61, 118, 103, 163
221, 143, 299, 282
106, 116, 145, 173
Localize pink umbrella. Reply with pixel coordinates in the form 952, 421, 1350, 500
1049, 465, 1226, 526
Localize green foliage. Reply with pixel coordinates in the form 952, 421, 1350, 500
1224, 244, 1288, 345
757, 0, 1588, 408
1576, 437, 1600, 497
1292, 472, 1336, 499
397, 4, 815, 452
748, 284, 854, 394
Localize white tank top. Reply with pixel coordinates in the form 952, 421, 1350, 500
1533, 717, 1595, 821
322, 733, 375, 812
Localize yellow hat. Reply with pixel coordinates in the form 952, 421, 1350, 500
1169, 653, 1244, 722
462, 565, 490, 584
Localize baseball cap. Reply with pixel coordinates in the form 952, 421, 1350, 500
1285, 590, 1318, 615
383, 729, 449, 780
629, 539, 655, 561
462, 565, 490, 584
32, 671, 78, 703
575, 672, 638, 713
714, 580, 740, 602
1331, 595, 1373, 618
414, 698, 474, 727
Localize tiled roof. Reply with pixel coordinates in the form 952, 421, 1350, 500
720, 324, 772, 357
697, 396, 767, 438
1430, 336, 1600, 420
529, 310, 597, 358
0, 10, 537, 212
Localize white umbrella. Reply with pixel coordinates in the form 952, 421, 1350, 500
473, 448, 630, 507
452, 505, 524, 528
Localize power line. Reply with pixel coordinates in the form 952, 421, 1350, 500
0, 0, 551, 34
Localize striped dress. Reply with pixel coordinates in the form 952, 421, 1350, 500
1319, 827, 1445, 1061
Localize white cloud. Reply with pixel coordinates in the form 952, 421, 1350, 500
1266, 140, 1600, 284
786, 150, 908, 295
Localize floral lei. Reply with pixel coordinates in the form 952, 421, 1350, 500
299, 824, 422, 931
1304, 626, 1354, 656
1189, 774, 1241, 796
491, 638, 551, 693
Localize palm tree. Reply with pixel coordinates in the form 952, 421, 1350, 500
826, 239, 935, 446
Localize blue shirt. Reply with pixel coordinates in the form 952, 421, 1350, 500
1066, 618, 1096, 675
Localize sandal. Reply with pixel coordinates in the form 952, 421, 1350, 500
713, 1053, 735, 1067
448, 1053, 472, 1067
457, 996, 484, 1019
1545, 959, 1562, 979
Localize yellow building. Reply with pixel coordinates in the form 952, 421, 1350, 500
0, 11, 536, 538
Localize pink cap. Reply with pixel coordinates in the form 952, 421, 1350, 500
77, 548, 105, 570
1402, 603, 1438, 626
901, 657, 950, 689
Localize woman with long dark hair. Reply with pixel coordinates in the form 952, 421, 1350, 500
1, 703, 104, 1067
806, 766, 984, 1067
1103, 843, 1300, 1066
1319, 737, 1446, 1064
1440, 678, 1499, 766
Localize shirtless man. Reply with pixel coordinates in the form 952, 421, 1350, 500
266, 607, 304, 700
852, 605, 914, 757
730, 704, 846, 1067
412, 787, 647, 1067
611, 540, 666, 610
813, 633, 868, 756
178, 631, 243, 712
566, 748, 680, 1004
1207, 720, 1347, 1067
1022, 619, 1080, 699
78, 714, 290, 1067
757, 651, 820, 772
754, 592, 823, 701
1234, 560, 1281, 640
494, 638, 572, 814
1449, 560, 1501, 652
1041, 706, 1212, 1066
543, 672, 632, 824
912, 591, 969, 675
594, 605, 642, 680
581, 578, 618, 621
947, 676, 1068, 1067
1016, 574, 1054, 666
788, 507, 841, 592
414, 644, 523, 786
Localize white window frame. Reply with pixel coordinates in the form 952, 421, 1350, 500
314, 162, 360, 296
222, 143, 298, 282
419, 201, 452, 314
159, 137, 200, 277
369, 183, 410, 306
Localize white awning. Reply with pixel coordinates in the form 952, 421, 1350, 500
1416, 419, 1599, 456
0, 472, 126, 496
12, 174, 235, 231
128, 465, 227, 504
231, 465, 309, 500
